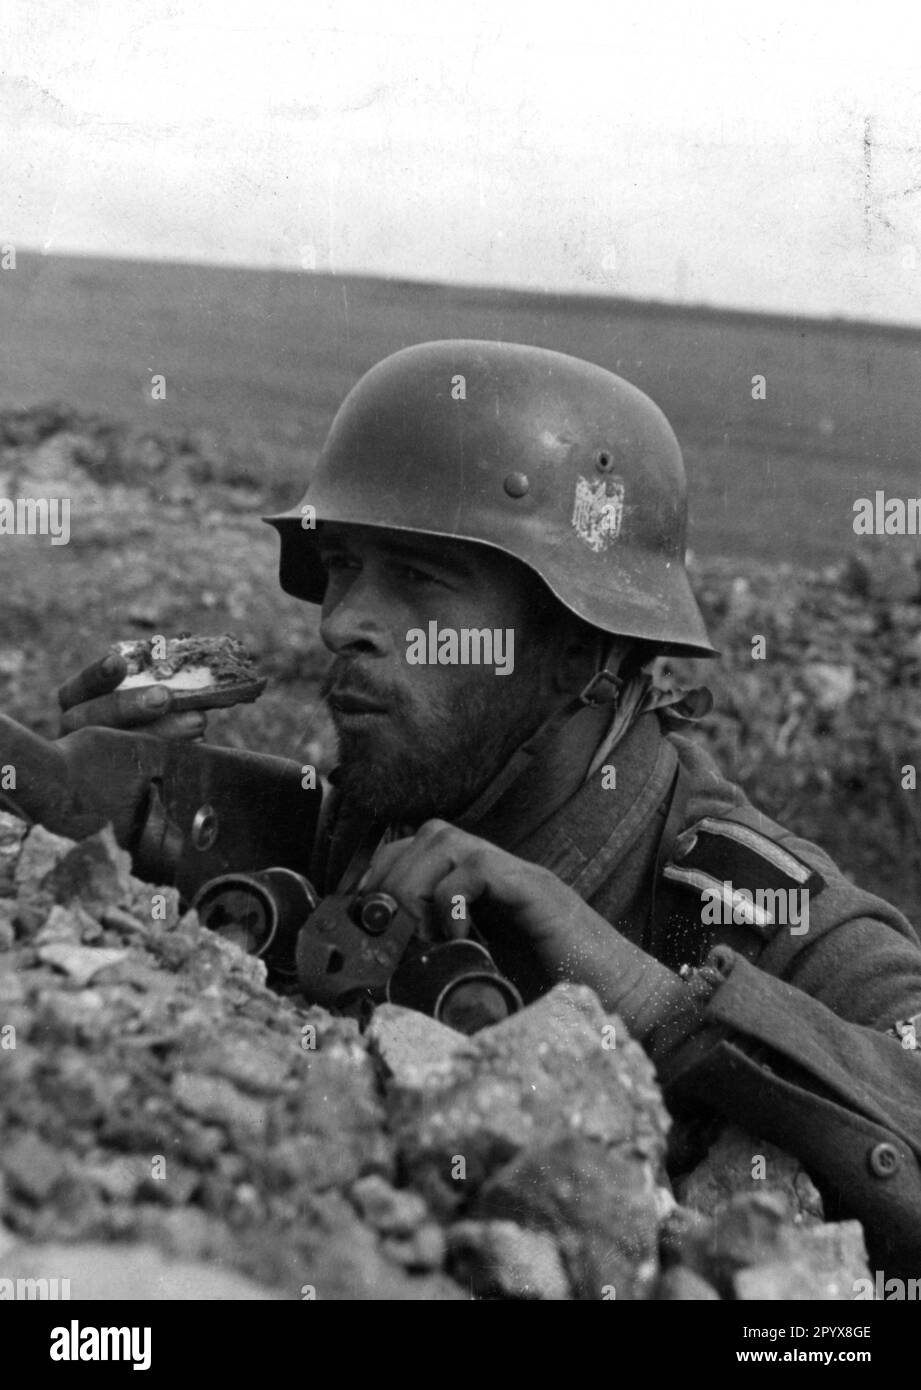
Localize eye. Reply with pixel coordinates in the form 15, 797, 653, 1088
320, 550, 357, 573
397, 563, 445, 587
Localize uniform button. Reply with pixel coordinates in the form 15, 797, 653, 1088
868, 1142, 901, 1178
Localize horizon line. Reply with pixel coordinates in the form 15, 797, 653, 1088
12, 245, 921, 343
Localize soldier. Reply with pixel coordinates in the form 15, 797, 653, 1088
51, 340, 921, 1277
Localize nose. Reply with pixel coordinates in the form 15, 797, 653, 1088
319, 572, 394, 658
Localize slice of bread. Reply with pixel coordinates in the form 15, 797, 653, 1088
112, 633, 266, 711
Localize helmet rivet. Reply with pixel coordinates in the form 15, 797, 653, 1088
503, 471, 530, 498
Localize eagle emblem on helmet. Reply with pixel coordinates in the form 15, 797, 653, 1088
571, 475, 625, 552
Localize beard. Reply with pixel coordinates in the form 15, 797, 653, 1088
321, 657, 544, 826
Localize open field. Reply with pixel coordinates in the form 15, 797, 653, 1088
3, 251, 921, 565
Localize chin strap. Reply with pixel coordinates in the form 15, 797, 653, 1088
453, 670, 620, 831
458, 633, 713, 831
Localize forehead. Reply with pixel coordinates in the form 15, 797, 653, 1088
318, 521, 511, 580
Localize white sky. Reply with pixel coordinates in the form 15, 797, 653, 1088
3, 0, 921, 321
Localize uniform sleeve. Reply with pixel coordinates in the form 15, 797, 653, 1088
654, 918, 921, 1277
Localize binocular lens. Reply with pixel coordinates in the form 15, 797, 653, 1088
437, 977, 521, 1033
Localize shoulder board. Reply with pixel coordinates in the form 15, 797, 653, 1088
662, 816, 826, 935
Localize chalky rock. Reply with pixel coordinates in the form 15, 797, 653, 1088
0, 1241, 282, 1299
367, 1003, 476, 1086
383, 984, 670, 1299
0, 899, 15, 949
37, 943, 129, 987
675, 1123, 824, 1223
12, 823, 75, 934
801, 662, 856, 714
0, 815, 880, 1299
668, 1192, 872, 1300
448, 1219, 570, 1300
12, 823, 73, 895
350, 1175, 445, 1271
474, 1133, 661, 1299
44, 824, 133, 914
654, 1266, 721, 1300
0, 811, 27, 889
291, 1193, 465, 1301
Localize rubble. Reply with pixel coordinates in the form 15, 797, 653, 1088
0, 810, 876, 1299
674, 1123, 825, 1223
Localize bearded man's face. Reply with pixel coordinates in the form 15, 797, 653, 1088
317, 523, 556, 824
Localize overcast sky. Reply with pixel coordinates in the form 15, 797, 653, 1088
3, 0, 921, 323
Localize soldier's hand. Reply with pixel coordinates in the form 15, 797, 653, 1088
358, 819, 688, 1041
57, 652, 208, 741
359, 819, 633, 990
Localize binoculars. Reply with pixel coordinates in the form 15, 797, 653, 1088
191, 868, 523, 1034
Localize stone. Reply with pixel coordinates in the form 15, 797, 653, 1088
448, 1219, 570, 1300
350, 1174, 430, 1236
13, 825, 76, 894
37, 943, 128, 987
474, 1133, 661, 1300
367, 1003, 476, 1088
382, 1223, 445, 1272
388, 985, 668, 1222
655, 1265, 721, 1299
0, 1241, 282, 1299
735, 1260, 857, 1300
675, 1193, 871, 1298
1, 1132, 68, 1201
35, 989, 107, 1038
0, 900, 16, 949
0, 964, 25, 1002
44, 825, 133, 914
172, 1072, 269, 1139
120, 884, 182, 934
801, 663, 856, 713
0, 1222, 18, 1262
99, 905, 151, 939
276, 1051, 394, 1191
0, 813, 26, 888
296, 1193, 464, 1301
676, 1124, 824, 1222
33, 903, 100, 947
82, 1155, 152, 1201
192, 1036, 291, 1096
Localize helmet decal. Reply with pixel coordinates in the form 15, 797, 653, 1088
572, 474, 625, 553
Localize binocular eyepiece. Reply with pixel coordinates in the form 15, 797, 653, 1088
191, 871, 522, 1034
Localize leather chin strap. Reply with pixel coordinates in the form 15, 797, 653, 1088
456, 666, 624, 831
456, 635, 712, 833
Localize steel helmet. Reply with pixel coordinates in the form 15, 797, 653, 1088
265, 340, 716, 657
